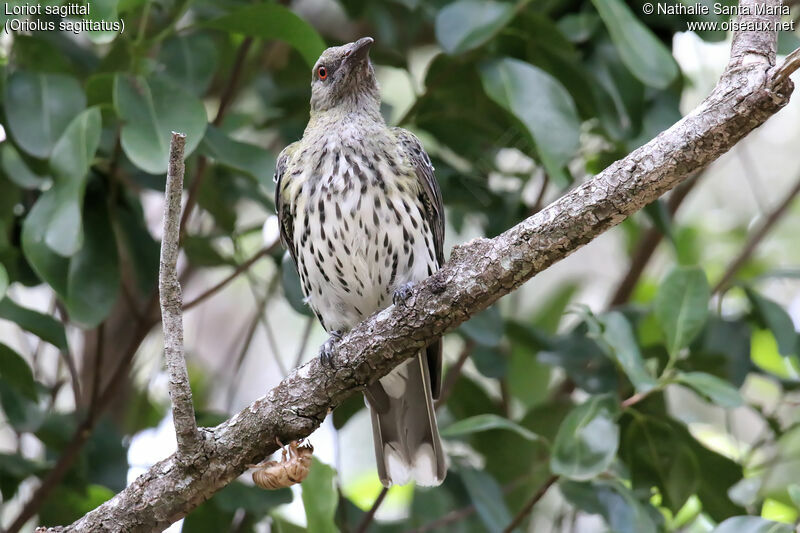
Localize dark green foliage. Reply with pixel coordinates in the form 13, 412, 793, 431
0, 0, 796, 530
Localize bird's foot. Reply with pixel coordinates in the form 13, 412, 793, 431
320, 331, 343, 367
393, 282, 415, 307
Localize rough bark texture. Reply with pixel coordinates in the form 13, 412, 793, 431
42, 1, 797, 530
158, 133, 201, 458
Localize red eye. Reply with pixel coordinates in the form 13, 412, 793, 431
317, 66, 327, 80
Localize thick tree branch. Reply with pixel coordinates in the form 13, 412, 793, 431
159, 132, 201, 457
42, 3, 798, 530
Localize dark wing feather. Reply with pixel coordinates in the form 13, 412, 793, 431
392, 128, 445, 398
274, 142, 299, 266
392, 128, 445, 265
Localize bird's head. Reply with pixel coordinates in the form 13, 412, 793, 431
309, 37, 380, 117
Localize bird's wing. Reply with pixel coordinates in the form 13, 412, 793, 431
274, 141, 300, 265
391, 128, 445, 266
392, 128, 445, 399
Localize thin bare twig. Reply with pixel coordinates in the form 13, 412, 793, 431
224, 278, 277, 411
355, 487, 389, 533
713, 172, 800, 293
407, 502, 477, 533
503, 475, 559, 533
87, 324, 104, 421
292, 316, 315, 369
435, 340, 475, 409
246, 271, 287, 376
160, 132, 201, 456
182, 247, 272, 311
772, 46, 800, 88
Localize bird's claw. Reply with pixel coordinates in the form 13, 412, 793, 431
393, 282, 415, 307
320, 331, 343, 367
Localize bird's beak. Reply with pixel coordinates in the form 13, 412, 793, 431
346, 37, 374, 65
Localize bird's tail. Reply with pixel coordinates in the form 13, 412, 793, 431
367, 352, 446, 487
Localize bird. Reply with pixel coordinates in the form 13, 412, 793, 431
274, 36, 447, 487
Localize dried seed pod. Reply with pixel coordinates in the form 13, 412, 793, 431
250, 439, 314, 490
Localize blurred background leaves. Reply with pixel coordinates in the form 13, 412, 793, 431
0, 0, 798, 531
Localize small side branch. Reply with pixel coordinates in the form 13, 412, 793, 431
503, 475, 559, 533
160, 132, 201, 457
713, 172, 800, 293
771, 46, 800, 89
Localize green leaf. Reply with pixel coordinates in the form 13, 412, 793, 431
39, 484, 115, 527
158, 33, 219, 96
508, 339, 551, 409
86, 73, 116, 108
183, 235, 232, 268
788, 484, 800, 509
0, 144, 51, 190
83, 0, 121, 44
200, 126, 276, 186
64, 190, 120, 327
435, 0, 515, 54
586, 39, 645, 142
589, 0, 679, 88
620, 409, 744, 520
551, 395, 619, 480
33, 179, 84, 260
0, 298, 68, 350
45, 107, 102, 257
114, 74, 208, 175
0, 343, 36, 400
538, 330, 618, 394
532, 283, 580, 334
460, 305, 503, 347
596, 311, 658, 393
693, 317, 752, 387
750, 329, 800, 380
711, 516, 793, 533
301, 458, 338, 533
676, 371, 743, 408
114, 191, 160, 294
479, 58, 580, 187
332, 393, 364, 429
560, 479, 659, 533
0, 452, 42, 501
51, 107, 102, 182
205, 4, 326, 67
621, 415, 698, 513
441, 414, 541, 442
21, 185, 71, 294
214, 481, 292, 516
746, 289, 797, 357
0, 265, 7, 301
471, 345, 508, 378
3, 71, 86, 158
0, 380, 44, 432
557, 12, 601, 43
459, 467, 513, 533
655, 266, 710, 357
643, 200, 673, 243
